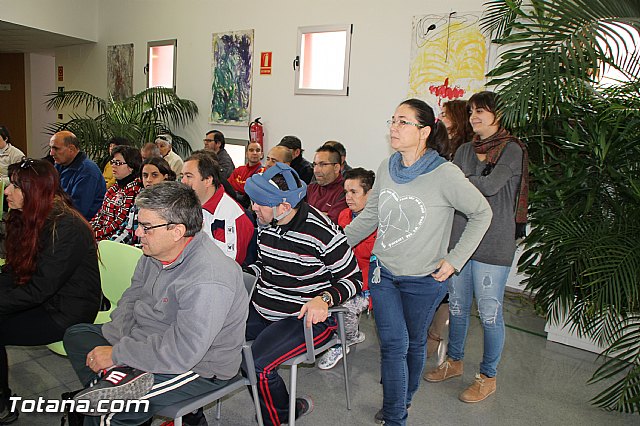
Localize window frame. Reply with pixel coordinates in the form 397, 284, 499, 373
146, 39, 177, 90
294, 24, 353, 96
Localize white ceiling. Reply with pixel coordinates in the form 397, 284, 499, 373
0, 20, 94, 53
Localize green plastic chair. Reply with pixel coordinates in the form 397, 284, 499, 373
47, 240, 144, 356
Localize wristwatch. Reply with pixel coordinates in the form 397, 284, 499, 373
319, 291, 333, 307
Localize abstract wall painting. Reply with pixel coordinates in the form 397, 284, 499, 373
107, 43, 134, 101
210, 30, 254, 125
408, 13, 489, 108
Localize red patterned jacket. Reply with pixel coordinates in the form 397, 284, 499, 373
90, 177, 143, 241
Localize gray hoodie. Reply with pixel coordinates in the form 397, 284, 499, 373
345, 158, 492, 276
102, 232, 248, 380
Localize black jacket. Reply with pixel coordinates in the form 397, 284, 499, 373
0, 209, 101, 328
291, 155, 314, 184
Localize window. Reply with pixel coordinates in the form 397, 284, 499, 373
597, 23, 639, 87
294, 24, 352, 95
147, 39, 177, 89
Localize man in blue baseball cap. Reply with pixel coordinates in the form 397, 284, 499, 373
243, 163, 362, 426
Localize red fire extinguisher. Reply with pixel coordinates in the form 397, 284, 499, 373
249, 117, 264, 150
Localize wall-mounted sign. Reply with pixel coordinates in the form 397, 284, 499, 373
58, 66, 64, 81
260, 52, 272, 75
0, 84, 11, 91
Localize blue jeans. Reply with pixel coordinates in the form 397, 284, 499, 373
370, 262, 447, 426
447, 260, 510, 378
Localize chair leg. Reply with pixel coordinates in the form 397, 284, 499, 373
216, 398, 222, 420
289, 364, 298, 426
251, 384, 264, 426
339, 317, 351, 410
174, 417, 183, 426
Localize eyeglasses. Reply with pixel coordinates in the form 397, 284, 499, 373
138, 222, 175, 233
311, 162, 339, 168
110, 159, 127, 166
203, 138, 215, 143
386, 119, 425, 129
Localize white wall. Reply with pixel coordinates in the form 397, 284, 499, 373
53, 0, 486, 170
0, 0, 98, 41
24, 53, 57, 157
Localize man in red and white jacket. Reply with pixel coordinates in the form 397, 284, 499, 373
182, 150, 254, 265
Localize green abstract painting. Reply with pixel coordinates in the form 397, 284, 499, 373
210, 29, 254, 125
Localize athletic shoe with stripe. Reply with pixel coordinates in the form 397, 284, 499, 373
73, 366, 154, 416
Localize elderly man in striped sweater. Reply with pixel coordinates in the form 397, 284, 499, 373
243, 163, 362, 426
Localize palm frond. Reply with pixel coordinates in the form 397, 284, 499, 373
45, 90, 107, 115
482, 0, 640, 128
589, 316, 640, 412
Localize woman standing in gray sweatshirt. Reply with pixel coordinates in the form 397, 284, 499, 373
345, 99, 492, 426
424, 91, 529, 404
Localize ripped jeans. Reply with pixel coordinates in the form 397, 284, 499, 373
447, 260, 510, 378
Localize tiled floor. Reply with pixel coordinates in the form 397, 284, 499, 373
6, 293, 638, 425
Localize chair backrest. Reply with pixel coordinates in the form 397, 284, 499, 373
98, 240, 143, 308
243, 271, 257, 298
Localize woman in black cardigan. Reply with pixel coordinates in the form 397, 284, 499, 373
0, 158, 101, 423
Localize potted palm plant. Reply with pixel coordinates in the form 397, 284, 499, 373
45, 87, 198, 161
482, 0, 640, 413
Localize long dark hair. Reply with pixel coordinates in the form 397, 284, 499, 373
399, 99, 449, 158
442, 99, 474, 159
5, 159, 91, 285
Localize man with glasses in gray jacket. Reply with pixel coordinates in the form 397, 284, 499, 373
64, 182, 248, 426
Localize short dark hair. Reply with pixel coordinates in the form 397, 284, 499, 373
323, 140, 346, 158
0, 125, 11, 144
206, 130, 226, 149
142, 157, 176, 181
315, 145, 341, 164
185, 150, 222, 188
135, 181, 203, 237
108, 136, 130, 148
344, 167, 375, 193
112, 145, 143, 175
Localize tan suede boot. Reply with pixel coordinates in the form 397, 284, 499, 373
423, 357, 463, 382
458, 373, 496, 403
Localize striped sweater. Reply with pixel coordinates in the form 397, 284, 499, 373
248, 202, 362, 321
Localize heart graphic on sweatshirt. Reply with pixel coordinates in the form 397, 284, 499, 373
377, 189, 426, 250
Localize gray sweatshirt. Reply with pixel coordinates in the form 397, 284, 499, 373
449, 141, 523, 266
345, 158, 492, 276
103, 231, 248, 379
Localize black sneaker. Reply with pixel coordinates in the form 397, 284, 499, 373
73, 366, 154, 416
294, 395, 314, 419
0, 393, 19, 425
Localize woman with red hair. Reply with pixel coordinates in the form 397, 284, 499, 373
0, 158, 101, 423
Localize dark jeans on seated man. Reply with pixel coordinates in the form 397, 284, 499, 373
243, 305, 336, 426
65, 324, 231, 426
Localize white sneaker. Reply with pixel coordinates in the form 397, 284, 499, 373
317, 346, 351, 370
347, 331, 365, 347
